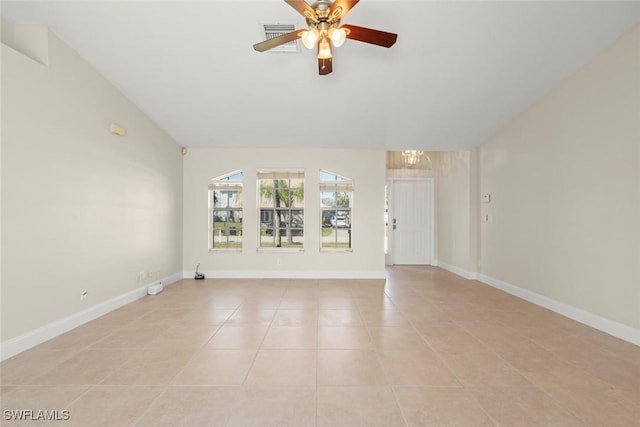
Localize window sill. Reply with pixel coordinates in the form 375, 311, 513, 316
257, 247, 305, 253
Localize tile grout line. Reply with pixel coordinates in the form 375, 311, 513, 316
358, 296, 410, 427
404, 298, 500, 426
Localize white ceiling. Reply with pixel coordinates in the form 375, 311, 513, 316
2, 1, 639, 151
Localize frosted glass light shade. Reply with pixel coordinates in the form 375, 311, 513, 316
329, 27, 347, 47
300, 29, 319, 49
317, 38, 332, 59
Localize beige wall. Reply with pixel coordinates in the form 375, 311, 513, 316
1, 32, 183, 341
183, 148, 386, 277
435, 150, 480, 275
479, 26, 640, 328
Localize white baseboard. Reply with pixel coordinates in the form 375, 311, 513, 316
182, 270, 386, 280
0, 272, 182, 361
435, 260, 478, 280
477, 273, 640, 347
432, 262, 639, 346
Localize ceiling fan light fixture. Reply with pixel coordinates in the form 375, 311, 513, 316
328, 27, 347, 47
300, 28, 319, 49
253, 0, 398, 75
317, 38, 332, 59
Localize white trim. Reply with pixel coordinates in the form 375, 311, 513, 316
477, 273, 640, 347
433, 264, 639, 346
0, 272, 182, 361
182, 270, 386, 280
435, 260, 478, 280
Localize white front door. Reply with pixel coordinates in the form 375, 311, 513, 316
388, 179, 434, 265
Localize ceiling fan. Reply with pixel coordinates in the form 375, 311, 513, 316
253, 0, 397, 75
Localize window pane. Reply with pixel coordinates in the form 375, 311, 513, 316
226, 172, 243, 181
336, 228, 351, 248
321, 226, 351, 249
276, 187, 289, 206
321, 192, 337, 207
213, 191, 227, 208
212, 171, 243, 182
212, 210, 242, 249
335, 192, 351, 208
259, 181, 274, 193
321, 210, 334, 227
213, 210, 228, 223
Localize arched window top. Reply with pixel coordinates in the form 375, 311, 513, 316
320, 170, 353, 192
209, 171, 243, 192
320, 170, 351, 182
211, 170, 243, 182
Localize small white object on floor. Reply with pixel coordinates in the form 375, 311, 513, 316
147, 283, 163, 295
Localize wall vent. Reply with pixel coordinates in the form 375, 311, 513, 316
261, 23, 300, 53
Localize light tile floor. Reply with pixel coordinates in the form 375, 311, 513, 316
1, 266, 639, 426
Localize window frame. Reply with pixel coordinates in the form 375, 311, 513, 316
257, 170, 305, 251
208, 170, 243, 251
320, 170, 353, 252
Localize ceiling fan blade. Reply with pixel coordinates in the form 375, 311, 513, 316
342, 24, 397, 48
284, 0, 316, 19
253, 30, 301, 52
329, 0, 360, 20
318, 57, 333, 75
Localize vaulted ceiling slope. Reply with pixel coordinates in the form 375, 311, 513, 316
2, 1, 639, 151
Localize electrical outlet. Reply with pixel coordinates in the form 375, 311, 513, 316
276, 258, 283, 267
148, 270, 153, 278
80, 289, 88, 301
138, 271, 145, 281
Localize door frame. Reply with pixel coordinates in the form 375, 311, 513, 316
385, 178, 435, 266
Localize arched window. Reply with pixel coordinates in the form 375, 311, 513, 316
209, 171, 243, 250
320, 170, 353, 251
